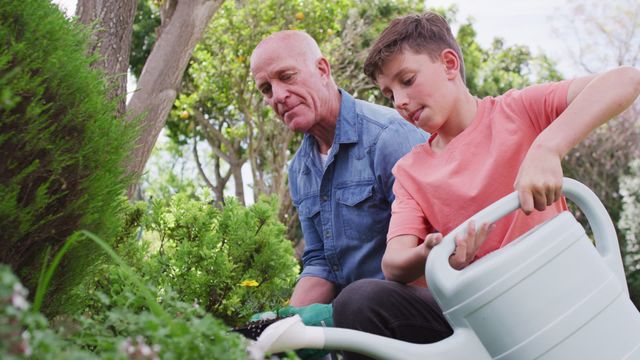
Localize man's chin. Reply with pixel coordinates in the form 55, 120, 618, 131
285, 118, 310, 133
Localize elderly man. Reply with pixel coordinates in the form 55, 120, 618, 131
250, 30, 427, 306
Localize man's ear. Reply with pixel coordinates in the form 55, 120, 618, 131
440, 49, 460, 80
317, 57, 332, 79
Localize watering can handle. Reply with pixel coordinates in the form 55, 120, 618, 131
426, 177, 627, 297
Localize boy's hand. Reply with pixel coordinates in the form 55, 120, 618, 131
421, 232, 443, 258
449, 221, 492, 270
515, 144, 563, 215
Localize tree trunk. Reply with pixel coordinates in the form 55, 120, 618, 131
125, 0, 224, 198
76, 0, 137, 117
231, 161, 245, 205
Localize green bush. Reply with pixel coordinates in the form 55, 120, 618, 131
0, 264, 97, 359
1, 262, 252, 360
0, 0, 134, 314
89, 193, 299, 327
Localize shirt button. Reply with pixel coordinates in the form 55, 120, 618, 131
324, 230, 331, 238
332, 265, 339, 272
321, 195, 329, 202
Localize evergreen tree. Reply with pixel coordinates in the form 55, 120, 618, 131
0, 0, 134, 314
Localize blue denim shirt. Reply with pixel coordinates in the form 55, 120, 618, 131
289, 90, 428, 290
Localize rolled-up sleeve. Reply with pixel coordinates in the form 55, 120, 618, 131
298, 215, 336, 283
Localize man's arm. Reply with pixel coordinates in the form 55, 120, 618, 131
374, 120, 427, 204
289, 276, 336, 306
516, 66, 640, 213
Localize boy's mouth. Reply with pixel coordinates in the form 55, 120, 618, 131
408, 107, 423, 125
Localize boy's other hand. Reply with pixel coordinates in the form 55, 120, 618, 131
515, 144, 563, 214
449, 221, 492, 270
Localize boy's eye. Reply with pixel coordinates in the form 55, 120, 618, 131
402, 76, 415, 86
382, 90, 394, 102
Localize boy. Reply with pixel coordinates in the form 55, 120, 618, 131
332, 12, 640, 360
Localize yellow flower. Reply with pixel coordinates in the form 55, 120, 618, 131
180, 110, 190, 120
240, 280, 259, 287
295, 12, 305, 21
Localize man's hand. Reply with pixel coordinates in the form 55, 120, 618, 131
515, 143, 564, 215
449, 221, 492, 270
249, 304, 333, 360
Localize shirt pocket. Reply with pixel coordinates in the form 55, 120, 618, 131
336, 181, 385, 241
336, 183, 373, 206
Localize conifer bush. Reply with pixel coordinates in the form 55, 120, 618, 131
0, 0, 133, 314
87, 194, 299, 327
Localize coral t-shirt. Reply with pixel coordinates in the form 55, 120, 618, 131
388, 80, 573, 262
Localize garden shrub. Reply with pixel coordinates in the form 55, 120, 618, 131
0, 264, 98, 359
1, 263, 252, 360
147, 194, 299, 325
0, 0, 134, 314
89, 193, 299, 327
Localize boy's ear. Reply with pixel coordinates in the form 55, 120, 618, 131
440, 49, 460, 80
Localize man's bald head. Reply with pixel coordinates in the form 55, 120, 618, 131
249, 30, 340, 135
250, 30, 322, 72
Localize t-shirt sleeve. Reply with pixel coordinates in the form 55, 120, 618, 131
386, 168, 433, 242
510, 79, 573, 133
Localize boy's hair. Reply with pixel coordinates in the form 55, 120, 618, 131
364, 12, 466, 84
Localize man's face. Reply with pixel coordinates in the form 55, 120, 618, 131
251, 39, 328, 133
376, 49, 456, 134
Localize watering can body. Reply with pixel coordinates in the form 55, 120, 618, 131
426, 178, 640, 359
253, 179, 640, 359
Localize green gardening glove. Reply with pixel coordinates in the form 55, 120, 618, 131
281, 304, 333, 360
277, 303, 334, 328
250, 304, 333, 360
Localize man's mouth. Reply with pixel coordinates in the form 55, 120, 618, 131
281, 103, 300, 119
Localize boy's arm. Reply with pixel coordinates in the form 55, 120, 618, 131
516, 66, 640, 213
382, 234, 437, 283
383, 222, 491, 282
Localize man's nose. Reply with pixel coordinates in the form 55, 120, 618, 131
272, 84, 289, 104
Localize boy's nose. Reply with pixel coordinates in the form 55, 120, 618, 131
394, 94, 408, 110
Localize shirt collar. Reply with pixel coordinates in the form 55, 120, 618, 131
300, 88, 358, 158
334, 88, 358, 144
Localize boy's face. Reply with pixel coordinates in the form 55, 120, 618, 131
376, 48, 456, 133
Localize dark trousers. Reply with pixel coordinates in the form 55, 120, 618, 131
332, 279, 453, 360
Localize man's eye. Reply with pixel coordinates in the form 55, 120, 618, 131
281, 72, 294, 81
260, 84, 272, 95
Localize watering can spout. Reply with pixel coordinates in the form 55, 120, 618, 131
251, 315, 489, 360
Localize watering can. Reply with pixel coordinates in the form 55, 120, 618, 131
251, 178, 640, 359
